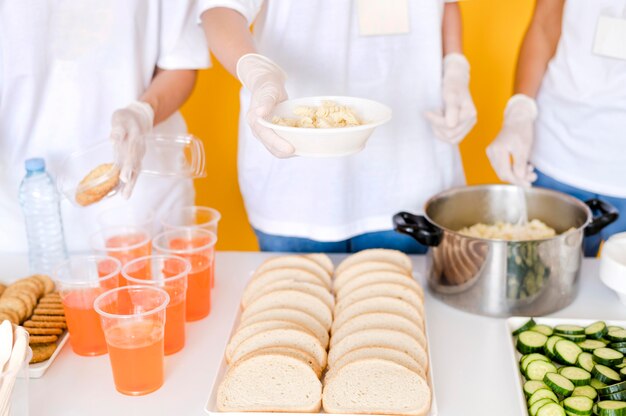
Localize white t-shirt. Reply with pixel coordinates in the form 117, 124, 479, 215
0, 0, 210, 253
199, 0, 465, 241
533, 0, 626, 197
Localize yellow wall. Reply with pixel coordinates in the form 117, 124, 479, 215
181, 1, 535, 251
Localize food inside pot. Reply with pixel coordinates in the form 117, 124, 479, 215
458, 219, 557, 241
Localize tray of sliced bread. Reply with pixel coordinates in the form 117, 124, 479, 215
205, 249, 436, 416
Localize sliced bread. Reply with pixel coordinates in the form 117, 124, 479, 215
304, 253, 334, 275
331, 297, 422, 334
245, 280, 334, 310
238, 308, 329, 348
334, 283, 424, 317
254, 256, 331, 288
330, 312, 425, 348
335, 249, 413, 276
327, 328, 428, 370
322, 358, 431, 416
242, 268, 327, 307
217, 353, 322, 412
324, 347, 425, 380
336, 271, 424, 301
237, 346, 323, 378
226, 320, 310, 363
229, 327, 328, 369
333, 261, 408, 293
241, 290, 333, 330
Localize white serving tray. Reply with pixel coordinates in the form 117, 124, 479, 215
205, 309, 438, 416
25, 330, 69, 379
506, 316, 626, 416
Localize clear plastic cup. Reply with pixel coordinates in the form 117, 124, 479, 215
57, 134, 206, 206
122, 255, 190, 355
152, 229, 217, 321
161, 206, 221, 287
98, 205, 156, 234
54, 256, 121, 356
94, 286, 169, 396
0, 327, 32, 416
90, 226, 152, 276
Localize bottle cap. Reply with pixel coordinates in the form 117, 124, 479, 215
25, 158, 45, 173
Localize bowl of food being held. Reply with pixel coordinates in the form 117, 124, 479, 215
258, 96, 392, 157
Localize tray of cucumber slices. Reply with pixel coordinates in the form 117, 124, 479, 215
508, 317, 626, 416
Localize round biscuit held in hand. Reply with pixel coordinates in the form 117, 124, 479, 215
75, 163, 120, 206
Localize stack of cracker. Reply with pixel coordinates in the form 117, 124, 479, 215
0, 275, 67, 364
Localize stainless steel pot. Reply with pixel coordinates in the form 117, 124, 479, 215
393, 185, 618, 317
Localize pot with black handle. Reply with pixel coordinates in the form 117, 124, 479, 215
393, 185, 618, 317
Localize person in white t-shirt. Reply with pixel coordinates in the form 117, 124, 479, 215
486, 0, 626, 256
0, 1, 209, 252
199, 0, 477, 253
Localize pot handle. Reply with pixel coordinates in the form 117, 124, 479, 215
584, 198, 619, 237
393, 212, 443, 247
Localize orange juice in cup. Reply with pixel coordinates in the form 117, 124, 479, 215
54, 256, 121, 356
123, 255, 190, 355
153, 229, 216, 321
94, 285, 169, 396
161, 207, 221, 288
91, 226, 151, 284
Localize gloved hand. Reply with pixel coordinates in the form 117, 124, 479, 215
426, 53, 477, 144
236, 53, 294, 158
486, 94, 538, 187
109, 101, 154, 199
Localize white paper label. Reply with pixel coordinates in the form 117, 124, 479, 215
357, 0, 410, 36
593, 16, 626, 60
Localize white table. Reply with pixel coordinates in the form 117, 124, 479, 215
2, 252, 624, 416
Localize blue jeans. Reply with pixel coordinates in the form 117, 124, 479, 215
534, 170, 626, 257
254, 229, 428, 254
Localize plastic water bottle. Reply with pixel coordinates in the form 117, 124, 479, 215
18, 158, 68, 274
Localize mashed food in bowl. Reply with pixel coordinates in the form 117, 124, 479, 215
272, 100, 362, 128
458, 219, 557, 240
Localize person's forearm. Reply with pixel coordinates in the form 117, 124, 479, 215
201, 7, 255, 77
514, 0, 565, 97
442, 3, 463, 55
140, 68, 197, 125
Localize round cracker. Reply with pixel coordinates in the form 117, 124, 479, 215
75, 163, 120, 206
0, 311, 19, 325
33, 274, 56, 294
30, 343, 57, 363
0, 296, 28, 322
29, 334, 59, 344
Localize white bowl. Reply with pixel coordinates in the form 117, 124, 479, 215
258, 96, 392, 157
599, 232, 626, 305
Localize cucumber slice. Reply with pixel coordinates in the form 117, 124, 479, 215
572, 385, 598, 401
592, 365, 622, 384
545, 372, 575, 397
563, 396, 594, 416
556, 339, 584, 365
519, 331, 550, 354
620, 367, 626, 379
530, 398, 558, 416
527, 360, 559, 381
547, 336, 566, 360
559, 366, 592, 386
600, 390, 626, 402
532, 325, 555, 337
522, 354, 552, 373
591, 378, 608, 389
579, 340, 610, 352
577, 352, 595, 373
597, 381, 626, 396
561, 334, 588, 343
556, 325, 586, 336
606, 330, 626, 343
597, 400, 626, 416
537, 402, 567, 416
593, 348, 625, 367
514, 318, 537, 335
608, 326, 625, 333
529, 388, 559, 406
525, 380, 551, 398
585, 322, 609, 340
611, 345, 626, 354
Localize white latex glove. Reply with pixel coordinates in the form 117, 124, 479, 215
109, 101, 154, 199
426, 53, 477, 144
486, 94, 538, 187
236, 53, 295, 158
